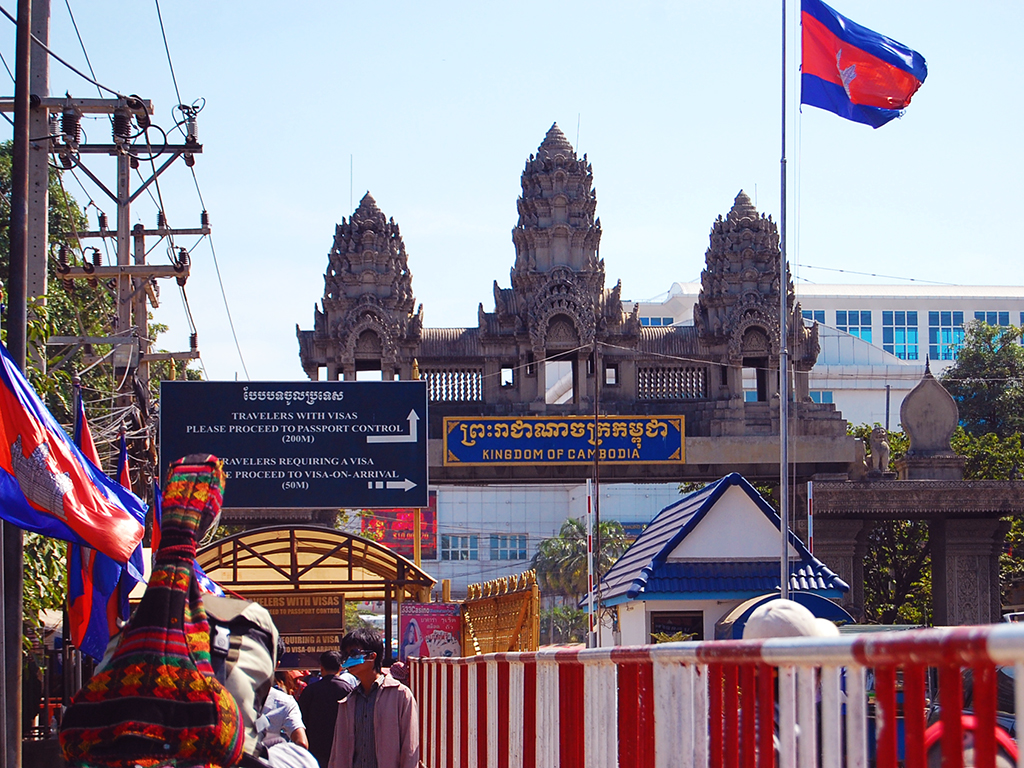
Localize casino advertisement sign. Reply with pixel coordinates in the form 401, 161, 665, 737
443, 415, 684, 466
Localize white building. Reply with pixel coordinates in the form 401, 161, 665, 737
403, 482, 684, 598
626, 283, 1024, 427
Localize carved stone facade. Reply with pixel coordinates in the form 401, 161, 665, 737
812, 371, 1024, 625
297, 124, 850, 483
297, 193, 422, 382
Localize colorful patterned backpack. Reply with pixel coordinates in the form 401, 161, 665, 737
60, 455, 245, 768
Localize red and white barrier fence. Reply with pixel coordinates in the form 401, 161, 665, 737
409, 624, 1024, 768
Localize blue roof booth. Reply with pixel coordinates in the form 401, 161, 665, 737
597, 473, 849, 645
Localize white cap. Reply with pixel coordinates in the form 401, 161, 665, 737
743, 599, 837, 639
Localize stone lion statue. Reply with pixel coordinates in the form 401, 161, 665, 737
868, 427, 891, 473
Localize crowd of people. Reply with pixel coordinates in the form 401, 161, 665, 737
259, 630, 419, 768
55, 455, 419, 768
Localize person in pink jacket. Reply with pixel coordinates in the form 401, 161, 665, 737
327, 628, 420, 768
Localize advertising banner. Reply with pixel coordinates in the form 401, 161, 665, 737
360, 491, 437, 560
399, 603, 461, 661
443, 415, 684, 466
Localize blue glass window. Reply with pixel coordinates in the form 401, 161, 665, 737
929, 310, 965, 360
974, 311, 1011, 327
883, 309, 919, 360
802, 310, 825, 323
837, 310, 872, 343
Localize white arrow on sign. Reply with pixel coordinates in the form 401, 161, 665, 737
368, 478, 418, 492
366, 409, 419, 444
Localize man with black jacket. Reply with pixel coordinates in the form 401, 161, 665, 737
298, 651, 357, 768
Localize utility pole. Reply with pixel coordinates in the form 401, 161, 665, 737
4, 1, 32, 764
5, 94, 206, 470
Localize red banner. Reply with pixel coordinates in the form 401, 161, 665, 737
360, 490, 437, 560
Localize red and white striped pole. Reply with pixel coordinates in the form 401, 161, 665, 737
586, 479, 596, 647
807, 479, 814, 555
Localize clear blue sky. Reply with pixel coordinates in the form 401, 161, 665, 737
2, 1, 1020, 381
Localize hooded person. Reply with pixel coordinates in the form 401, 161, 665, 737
60, 455, 244, 768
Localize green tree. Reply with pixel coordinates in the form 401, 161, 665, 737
850, 421, 1024, 622
532, 517, 627, 606
941, 321, 1024, 439
538, 605, 589, 645
847, 424, 930, 624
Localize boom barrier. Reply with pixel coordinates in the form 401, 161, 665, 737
409, 623, 1024, 768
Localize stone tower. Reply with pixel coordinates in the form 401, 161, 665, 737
695, 190, 819, 404
296, 192, 422, 380
490, 123, 631, 404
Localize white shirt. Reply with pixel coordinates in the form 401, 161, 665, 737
259, 686, 305, 747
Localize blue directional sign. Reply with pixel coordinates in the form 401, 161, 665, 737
160, 381, 427, 508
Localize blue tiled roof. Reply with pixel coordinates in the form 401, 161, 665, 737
599, 473, 849, 603
644, 559, 847, 594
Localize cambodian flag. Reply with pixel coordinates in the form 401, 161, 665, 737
115, 434, 145, 611
67, 396, 148, 659
801, 0, 927, 128
0, 342, 146, 561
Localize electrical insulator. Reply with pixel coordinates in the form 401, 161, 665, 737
174, 248, 190, 286
62, 108, 81, 147
49, 114, 61, 142
112, 108, 131, 144
129, 95, 151, 130
186, 114, 198, 144
157, 211, 166, 228
98, 212, 108, 230
130, 156, 139, 170
57, 245, 70, 276
184, 152, 195, 168
92, 248, 102, 269
190, 332, 198, 352
200, 210, 209, 228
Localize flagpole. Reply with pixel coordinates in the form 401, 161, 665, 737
779, 0, 790, 601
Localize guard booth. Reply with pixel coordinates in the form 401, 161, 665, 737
196, 525, 435, 666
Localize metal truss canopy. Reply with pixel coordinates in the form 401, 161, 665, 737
196, 525, 435, 603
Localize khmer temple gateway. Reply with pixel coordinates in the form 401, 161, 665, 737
296, 124, 858, 484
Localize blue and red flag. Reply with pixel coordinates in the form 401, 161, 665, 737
68, 422, 148, 659
801, 0, 927, 128
68, 387, 122, 659
0, 342, 146, 561
115, 433, 145, 607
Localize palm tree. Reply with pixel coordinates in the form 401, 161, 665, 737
532, 517, 628, 605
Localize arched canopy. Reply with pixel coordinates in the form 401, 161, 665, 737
714, 593, 854, 640
196, 525, 435, 602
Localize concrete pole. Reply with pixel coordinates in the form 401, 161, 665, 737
5, 1, 32, 763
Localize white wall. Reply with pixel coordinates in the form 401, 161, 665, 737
612, 598, 741, 646
667, 485, 798, 561
423, 482, 683, 598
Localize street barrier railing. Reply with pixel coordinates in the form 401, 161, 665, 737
409, 623, 1024, 768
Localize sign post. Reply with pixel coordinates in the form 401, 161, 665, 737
160, 381, 428, 509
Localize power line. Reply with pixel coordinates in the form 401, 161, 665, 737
152, 0, 182, 107
150, 1, 248, 379
798, 264, 956, 285
0, 3, 124, 97
186, 169, 250, 379
61, 0, 102, 97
